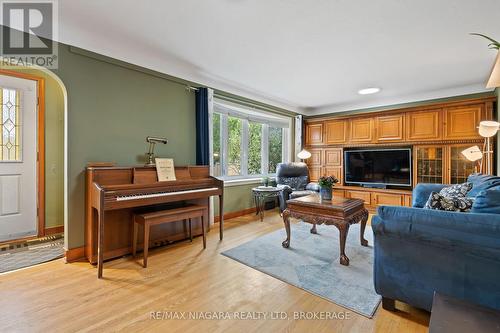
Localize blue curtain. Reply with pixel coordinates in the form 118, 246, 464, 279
195, 87, 210, 165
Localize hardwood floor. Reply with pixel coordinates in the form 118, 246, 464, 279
0, 211, 429, 332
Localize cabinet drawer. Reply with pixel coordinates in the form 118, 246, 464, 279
345, 190, 371, 205
372, 193, 404, 206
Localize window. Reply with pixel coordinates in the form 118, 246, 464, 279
210, 100, 290, 179
1, 88, 21, 161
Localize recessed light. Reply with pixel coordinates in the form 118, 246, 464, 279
358, 87, 381, 95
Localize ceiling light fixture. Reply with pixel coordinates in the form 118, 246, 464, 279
358, 87, 381, 95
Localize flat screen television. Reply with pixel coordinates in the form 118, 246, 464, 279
344, 149, 412, 187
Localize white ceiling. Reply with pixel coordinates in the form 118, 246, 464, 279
53, 1, 500, 114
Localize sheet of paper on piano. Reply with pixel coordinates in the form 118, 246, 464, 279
155, 158, 176, 181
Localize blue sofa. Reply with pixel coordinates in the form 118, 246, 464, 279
372, 174, 500, 312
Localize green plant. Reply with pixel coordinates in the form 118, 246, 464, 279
470, 33, 500, 50
318, 175, 339, 188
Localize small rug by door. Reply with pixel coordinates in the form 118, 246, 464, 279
0, 235, 64, 274
221, 222, 380, 318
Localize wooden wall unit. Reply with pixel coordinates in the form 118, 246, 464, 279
304, 96, 496, 211
304, 97, 494, 146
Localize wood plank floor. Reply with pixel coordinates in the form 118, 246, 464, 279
0, 211, 429, 333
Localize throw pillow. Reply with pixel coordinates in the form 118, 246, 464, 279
471, 188, 500, 214
424, 192, 474, 212
439, 182, 473, 198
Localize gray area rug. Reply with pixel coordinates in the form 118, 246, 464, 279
221, 222, 380, 318
0, 236, 64, 273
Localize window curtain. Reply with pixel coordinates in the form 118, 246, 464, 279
195, 87, 213, 165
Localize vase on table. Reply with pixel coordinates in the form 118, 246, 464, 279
320, 186, 333, 201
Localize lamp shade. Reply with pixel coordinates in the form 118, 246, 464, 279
461, 145, 483, 162
297, 149, 312, 159
478, 121, 500, 138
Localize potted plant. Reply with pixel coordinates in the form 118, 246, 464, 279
318, 175, 339, 201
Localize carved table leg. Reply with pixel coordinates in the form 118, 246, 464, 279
282, 209, 291, 248
310, 223, 318, 234
360, 209, 369, 247
338, 223, 350, 266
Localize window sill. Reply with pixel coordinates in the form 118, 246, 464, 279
222, 178, 265, 187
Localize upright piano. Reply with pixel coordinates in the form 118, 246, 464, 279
85, 165, 223, 278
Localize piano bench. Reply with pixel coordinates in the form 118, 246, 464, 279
132, 205, 208, 268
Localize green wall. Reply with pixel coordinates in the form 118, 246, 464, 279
8, 68, 65, 229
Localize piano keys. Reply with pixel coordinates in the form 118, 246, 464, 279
85, 165, 224, 278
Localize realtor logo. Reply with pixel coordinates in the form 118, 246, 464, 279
0, 0, 58, 68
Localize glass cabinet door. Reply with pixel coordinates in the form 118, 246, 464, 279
415, 146, 444, 184
450, 145, 477, 184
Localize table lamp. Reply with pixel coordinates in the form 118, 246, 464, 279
297, 149, 312, 161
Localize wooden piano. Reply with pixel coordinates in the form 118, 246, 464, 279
85, 165, 223, 278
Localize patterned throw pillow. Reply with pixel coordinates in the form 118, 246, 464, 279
424, 192, 474, 212
439, 182, 473, 198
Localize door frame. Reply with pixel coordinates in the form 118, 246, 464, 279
0, 69, 45, 238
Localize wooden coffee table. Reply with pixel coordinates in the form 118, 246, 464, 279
282, 194, 369, 266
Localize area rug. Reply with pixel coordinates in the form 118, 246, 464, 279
221, 222, 380, 318
0, 235, 64, 273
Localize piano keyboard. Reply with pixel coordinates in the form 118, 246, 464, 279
116, 187, 220, 201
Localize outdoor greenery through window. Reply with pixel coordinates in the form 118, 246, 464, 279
211, 100, 289, 179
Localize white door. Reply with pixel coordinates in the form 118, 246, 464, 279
0, 75, 38, 242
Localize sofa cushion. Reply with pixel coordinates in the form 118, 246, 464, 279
472, 188, 500, 214
439, 182, 472, 198
424, 192, 474, 212
467, 174, 500, 198
289, 190, 316, 199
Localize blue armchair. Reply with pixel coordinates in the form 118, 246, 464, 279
372, 174, 500, 312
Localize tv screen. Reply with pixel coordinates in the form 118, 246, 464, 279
344, 149, 412, 187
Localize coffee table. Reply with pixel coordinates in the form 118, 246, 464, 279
282, 194, 369, 266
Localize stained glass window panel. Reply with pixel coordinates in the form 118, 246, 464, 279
1, 88, 21, 161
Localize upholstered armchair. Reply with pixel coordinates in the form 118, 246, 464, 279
276, 162, 320, 212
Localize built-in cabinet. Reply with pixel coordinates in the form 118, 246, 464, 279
406, 109, 442, 141
305, 122, 323, 145
375, 114, 405, 142
325, 120, 348, 144
304, 99, 493, 146
414, 144, 482, 185
443, 104, 483, 140
308, 148, 342, 183
304, 97, 495, 211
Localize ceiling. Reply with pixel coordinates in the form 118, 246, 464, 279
53, 1, 500, 114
